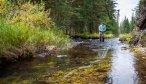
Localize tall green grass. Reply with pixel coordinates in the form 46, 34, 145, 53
0, 19, 70, 58
119, 34, 131, 42
75, 33, 115, 38
0, 1, 71, 59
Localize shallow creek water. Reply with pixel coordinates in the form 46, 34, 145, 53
0, 38, 140, 84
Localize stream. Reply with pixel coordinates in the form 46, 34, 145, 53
105, 38, 138, 84
0, 38, 141, 84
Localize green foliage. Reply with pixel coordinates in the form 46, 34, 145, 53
76, 33, 114, 39
6, 2, 54, 29
0, 19, 70, 58
120, 17, 131, 33
0, 0, 118, 58
119, 34, 132, 42
0, 0, 5, 13
120, 16, 135, 34
26, 0, 118, 35
129, 16, 135, 31
0, 1, 70, 58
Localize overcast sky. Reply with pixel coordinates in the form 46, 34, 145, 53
116, 0, 139, 23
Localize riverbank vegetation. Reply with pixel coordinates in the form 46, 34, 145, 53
119, 14, 135, 42
0, 0, 119, 62
72, 33, 115, 39
130, 0, 146, 82
1, 0, 146, 83
0, 1, 70, 62
119, 34, 131, 42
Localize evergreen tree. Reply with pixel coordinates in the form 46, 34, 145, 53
129, 16, 135, 32
120, 17, 130, 33
9, 0, 118, 35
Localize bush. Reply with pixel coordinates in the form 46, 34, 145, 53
5, 2, 54, 29
105, 33, 114, 38
119, 34, 131, 42
0, 0, 5, 13
0, 1, 71, 60
0, 19, 70, 59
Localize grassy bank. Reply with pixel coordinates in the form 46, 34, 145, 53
0, 19, 70, 60
119, 34, 131, 42
71, 33, 115, 39
0, 1, 70, 61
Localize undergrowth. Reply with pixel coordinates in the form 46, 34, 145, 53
0, 1, 70, 59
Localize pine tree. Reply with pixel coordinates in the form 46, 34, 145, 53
120, 17, 131, 33
9, 0, 118, 35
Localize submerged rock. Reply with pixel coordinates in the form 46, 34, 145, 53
121, 46, 130, 50
37, 52, 51, 58
57, 55, 68, 58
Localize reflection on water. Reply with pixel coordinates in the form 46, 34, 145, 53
106, 38, 138, 84
0, 42, 111, 84
0, 38, 142, 84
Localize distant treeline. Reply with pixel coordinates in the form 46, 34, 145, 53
9, 0, 118, 35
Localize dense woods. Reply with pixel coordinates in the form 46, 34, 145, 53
9, 0, 118, 35
43, 0, 118, 34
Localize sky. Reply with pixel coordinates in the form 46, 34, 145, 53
116, 0, 139, 23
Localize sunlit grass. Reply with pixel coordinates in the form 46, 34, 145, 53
0, 1, 71, 58
0, 19, 70, 58
119, 33, 132, 42
105, 33, 115, 38
76, 33, 115, 38
133, 48, 140, 53
0, 0, 5, 13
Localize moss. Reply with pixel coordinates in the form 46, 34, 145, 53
35, 50, 112, 84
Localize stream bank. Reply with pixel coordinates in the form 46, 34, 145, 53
0, 38, 144, 84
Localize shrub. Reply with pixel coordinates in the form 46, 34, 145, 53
0, 0, 5, 13
119, 34, 132, 42
0, 1, 71, 60
0, 19, 70, 59
6, 2, 54, 29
